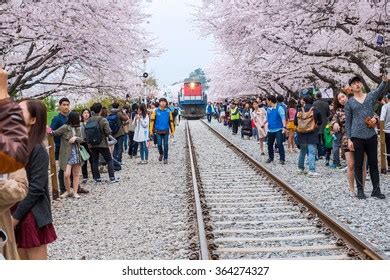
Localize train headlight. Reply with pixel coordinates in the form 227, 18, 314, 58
190, 82, 195, 89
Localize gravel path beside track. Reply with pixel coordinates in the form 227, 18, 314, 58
49, 124, 189, 260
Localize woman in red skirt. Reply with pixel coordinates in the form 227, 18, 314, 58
11, 99, 57, 260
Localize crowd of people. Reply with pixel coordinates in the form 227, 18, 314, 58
1, 64, 389, 261
0, 67, 178, 260
206, 75, 390, 200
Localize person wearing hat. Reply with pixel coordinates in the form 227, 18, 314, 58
150, 98, 175, 164
345, 74, 389, 199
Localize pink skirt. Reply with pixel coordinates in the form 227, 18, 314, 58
14, 211, 57, 249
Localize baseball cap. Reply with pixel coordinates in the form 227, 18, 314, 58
348, 75, 363, 86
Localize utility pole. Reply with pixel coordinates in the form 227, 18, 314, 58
142, 49, 150, 104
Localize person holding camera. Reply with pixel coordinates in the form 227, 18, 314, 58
0, 68, 29, 173
345, 75, 389, 199
0, 67, 29, 260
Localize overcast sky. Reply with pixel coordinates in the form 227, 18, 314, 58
143, 0, 214, 87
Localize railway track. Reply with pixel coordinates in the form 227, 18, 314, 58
186, 120, 388, 260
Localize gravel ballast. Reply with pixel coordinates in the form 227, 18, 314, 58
49, 124, 189, 260
206, 120, 390, 255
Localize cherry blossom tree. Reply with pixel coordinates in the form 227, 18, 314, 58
0, 0, 155, 99
196, 0, 390, 98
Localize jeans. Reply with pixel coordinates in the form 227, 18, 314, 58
139, 141, 149, 161
332, 132, 342, 165
298, 144, 317, 171
113, 135, 124, 163
207, 114, 212, 122
90, 147, 115, 180
232, 120, 239, 134
252, 128, 259, 141
157, 134, 169, 160
123, 133, 128, 152
267, 130, 285, 161
352, 135, 380, 194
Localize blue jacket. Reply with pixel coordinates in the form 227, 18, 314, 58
206, 105, 214, 114
267, 105, 285, 132
150, 108, 175, 134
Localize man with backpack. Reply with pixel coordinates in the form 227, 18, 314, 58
295, 95, 322, 177
86, 103, 119, 183
150, 98, 175, 164
107, 102, 129, 168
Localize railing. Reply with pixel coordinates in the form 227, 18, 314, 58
46, 134, 59, 200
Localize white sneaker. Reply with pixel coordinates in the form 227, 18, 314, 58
298, 169, 307, 175
60, 191, 72, 198
73, 193, 81, 199
308, 171, 321, 177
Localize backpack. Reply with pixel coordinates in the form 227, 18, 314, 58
107, 113, 121, 135
85, 118, 103, 146
128, 112, 136, 132
323, 124, 334, 149
297, 108, 316, 134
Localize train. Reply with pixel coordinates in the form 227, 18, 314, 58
178, 79, 207, 119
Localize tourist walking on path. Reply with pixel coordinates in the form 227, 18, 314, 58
206, 102, 214, 123
287, 99, 297, 153
50, 112, 84, 199
150, 98, 175, 164
86, 103, 119, 183
230, 103, 240, 135
251, 100, 267, 155
108, 102, 129, 166
265, 95, 286, 165
380, 93, 390, 172
313, 92, 330, 158
12, 100, 57, 260
345, 75, 389, 199
50, 98, 70, 194
331, 91, 366, 193
133, 104, 150, 164
295, 95, 322, 177
80, 109, 95, 186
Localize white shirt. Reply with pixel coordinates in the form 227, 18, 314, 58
380, 103, 390, 133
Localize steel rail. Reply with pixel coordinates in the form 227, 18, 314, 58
186, 121, 210, 260
201, 120, 388, 260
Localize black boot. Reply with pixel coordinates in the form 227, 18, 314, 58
357, 188, 366, 200
371, 187, 386, 199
